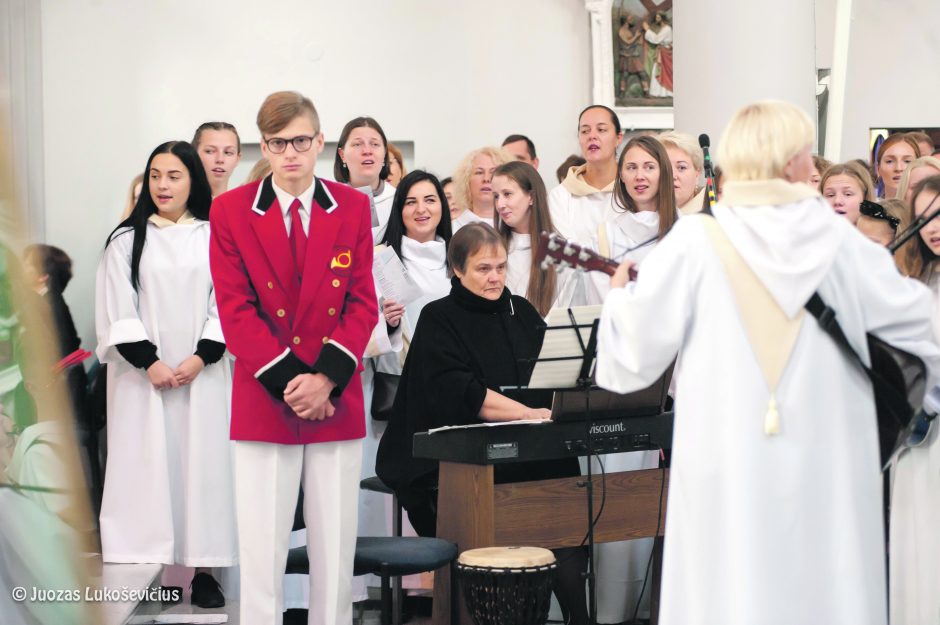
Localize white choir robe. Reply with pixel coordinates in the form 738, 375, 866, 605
370, 181, 397, 242
580, 209, 661, 621
889, 276, 940, 625
353, 236, 450, 602
596, 183, 940, 625
549, 165, 617, 244
505, 232, 585, 312
95, 221, 237, 567
451, 208, 491, 232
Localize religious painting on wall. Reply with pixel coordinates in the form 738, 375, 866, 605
612, 0, 673, 107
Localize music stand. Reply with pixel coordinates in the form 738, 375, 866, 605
520, 305, 606, 625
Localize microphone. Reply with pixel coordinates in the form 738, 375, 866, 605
699, 134, 717, 212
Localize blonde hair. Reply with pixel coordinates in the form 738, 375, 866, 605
256, 91, 320, 137
716, 100, 815, 182
820, 161, 876, 202
121, 172, 144, 221
657, 131, 704, 173
896, 156, 940, 201
453, 146, 513, 216
245, 158, 271, 184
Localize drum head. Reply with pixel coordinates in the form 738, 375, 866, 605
458, 546, 556, 568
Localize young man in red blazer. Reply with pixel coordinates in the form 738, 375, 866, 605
209, 91, 377, 625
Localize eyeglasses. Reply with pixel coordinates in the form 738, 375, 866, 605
264, 135, 316, 154
860, 200, 901, 231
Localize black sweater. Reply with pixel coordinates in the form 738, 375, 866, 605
376, 277, 574, 507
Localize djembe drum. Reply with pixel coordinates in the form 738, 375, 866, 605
457, 546, 557, 625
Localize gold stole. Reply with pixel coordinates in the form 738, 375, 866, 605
702, 217, 804, 435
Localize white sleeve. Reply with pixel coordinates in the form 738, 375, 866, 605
94, 230, 150, 364
645, 25, 671, 45
596, 219, 698, 393
364, 317, 403, 358
200, 280, 225, 344
581, 229, 609, 306
548, 185, 574, 241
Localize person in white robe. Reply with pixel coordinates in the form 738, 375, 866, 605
889, 173, 940, 625
330, 116, 404, 604
583, 135, 678, 622
333, 116, 397, 242
95, 142, 235, 607
451, 146, 512, 232
356, 171, 453, 602
549, 105, 624, 244
596, 101, 940, 625
492, 161, 585, 315
659, 131, 707, 216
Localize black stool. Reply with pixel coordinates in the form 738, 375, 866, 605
359, 476, 404, 623
286, 537, 457, 625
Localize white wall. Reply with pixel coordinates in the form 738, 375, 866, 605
672, 0, 818, 150
1, 0, 45, 243
39, 0, 591, 347
837, 0, 940, 161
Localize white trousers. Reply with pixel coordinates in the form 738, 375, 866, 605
235, 438, 362, 625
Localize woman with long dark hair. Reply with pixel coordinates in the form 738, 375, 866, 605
95, 141, 235, 609
357, 170, 453, 599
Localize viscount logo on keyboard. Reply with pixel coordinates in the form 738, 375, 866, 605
590, 421, 626, 435
413, 413, 673, 464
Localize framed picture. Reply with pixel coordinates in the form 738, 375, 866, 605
585, 0, 674, 130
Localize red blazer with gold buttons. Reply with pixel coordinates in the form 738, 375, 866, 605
209, 175, 377, 444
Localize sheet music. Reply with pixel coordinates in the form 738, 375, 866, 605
527, 305, 603, 389
427, 419, 550, 435
356, 185, 380, 227
372, 246, 423, 306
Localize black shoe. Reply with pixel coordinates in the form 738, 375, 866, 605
190, 572, 225, 609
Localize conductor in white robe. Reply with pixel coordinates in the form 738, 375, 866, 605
596, 100, 940, 625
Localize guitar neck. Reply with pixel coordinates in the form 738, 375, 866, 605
536, 231, 636, 280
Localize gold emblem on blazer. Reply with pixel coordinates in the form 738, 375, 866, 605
330, 247, 353, 276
